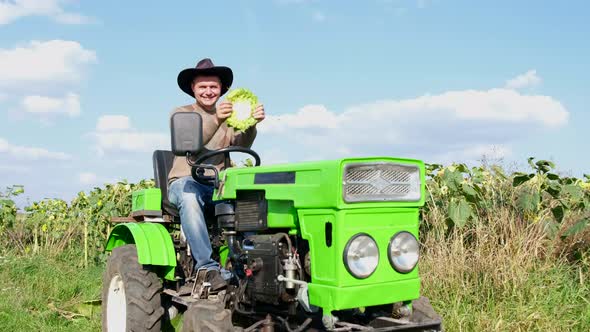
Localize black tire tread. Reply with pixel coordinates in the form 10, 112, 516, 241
102, 244, 164, 332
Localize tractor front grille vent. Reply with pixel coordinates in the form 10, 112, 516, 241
236, 190, 268, 231
343, 162, 421, 203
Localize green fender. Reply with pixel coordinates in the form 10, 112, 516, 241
105, 223, 176, 281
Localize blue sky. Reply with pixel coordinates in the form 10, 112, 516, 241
0, 0, 588, 205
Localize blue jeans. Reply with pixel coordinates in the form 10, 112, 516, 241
168, 176, 220, 272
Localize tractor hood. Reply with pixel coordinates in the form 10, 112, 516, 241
216, 157, 426, 210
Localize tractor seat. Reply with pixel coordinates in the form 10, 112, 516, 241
153, 150, 180, 219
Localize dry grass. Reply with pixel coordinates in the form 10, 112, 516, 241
420, 206, 590, 331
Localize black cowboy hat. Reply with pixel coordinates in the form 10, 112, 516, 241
177, 58, 233, 97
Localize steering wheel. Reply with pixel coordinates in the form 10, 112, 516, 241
189, 146, 261, 187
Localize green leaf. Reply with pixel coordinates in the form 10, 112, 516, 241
527, 157, 536, 169
0, 199, 15, 206
535, 159, 555, 173
470, 167, 484, 184
425, 163, 442, 177
12, 185, 24, 195
425, 163, 442, 171
455, 163, 469, 174
546, 173, 560, 181
442, 169, 463, 192
545, 183, 561, 199
559, 177, 576, 185
513, 173, 534, 187
563, 185, 584, 201
461, 183, 478, 203
448, 198, 473, 228
517, 190, 540, 213
551, 205, 565, 223
561, 218, 589, 238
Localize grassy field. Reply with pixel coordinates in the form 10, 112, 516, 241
1, 161, 588, 331
420, 213, 590, 331
0, 251, 102, 332
1, 236, 588, 332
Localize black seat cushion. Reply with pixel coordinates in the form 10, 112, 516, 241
153, 150, 179, 217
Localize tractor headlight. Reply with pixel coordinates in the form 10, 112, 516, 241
343, 234, 379, 279
388, 231, 419, 273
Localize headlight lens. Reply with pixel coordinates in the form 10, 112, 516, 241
343, 234, 379, 279
388, 231, 419, 273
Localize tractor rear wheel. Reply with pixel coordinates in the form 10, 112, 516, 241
102, 244, 165, 332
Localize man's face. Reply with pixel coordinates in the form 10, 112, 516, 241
192, 76, 222, 109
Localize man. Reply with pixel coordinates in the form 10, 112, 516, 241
167, 58, 265, 290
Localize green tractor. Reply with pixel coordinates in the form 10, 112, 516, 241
101, 112, 442, 331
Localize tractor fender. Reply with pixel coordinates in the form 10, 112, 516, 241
105, 223, 176, 280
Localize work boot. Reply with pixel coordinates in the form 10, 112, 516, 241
206, 270, 227, 291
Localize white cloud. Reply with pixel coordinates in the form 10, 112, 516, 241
77, 172, 120, 186
0, 40, 96, 85
431, 144, 513, 165
262, 105, 341, 133
258, 148, 290, 165
92, 115, 168, 154
257, 81, 568, 164
0, 0, 93, 25
78, 172, 97, 185
505, 70, 542, 89
94, 132, 168, 154
0, 137, 71, 160
21, 93, 80, 116
97, 115, 131, 131
346, 88, 567, 127
260, 88, 568, 133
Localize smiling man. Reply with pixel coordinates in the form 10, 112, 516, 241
167, 58, 265, 290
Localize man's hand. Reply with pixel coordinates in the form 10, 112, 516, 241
253, 104, 265, 123
216, 101, 233, 124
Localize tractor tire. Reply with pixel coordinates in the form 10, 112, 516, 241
410, 296, 443, 332
102, 244, 165, 332
182, 301, 235, 332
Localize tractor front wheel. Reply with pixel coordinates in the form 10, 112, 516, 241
102, 244, 165, 332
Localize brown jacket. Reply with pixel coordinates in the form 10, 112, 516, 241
167, 103, 257, 184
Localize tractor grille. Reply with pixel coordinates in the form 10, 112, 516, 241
236, 190, 268, 231
343, 163, 421, 203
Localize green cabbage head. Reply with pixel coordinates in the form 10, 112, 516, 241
225, 88, 259, 132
